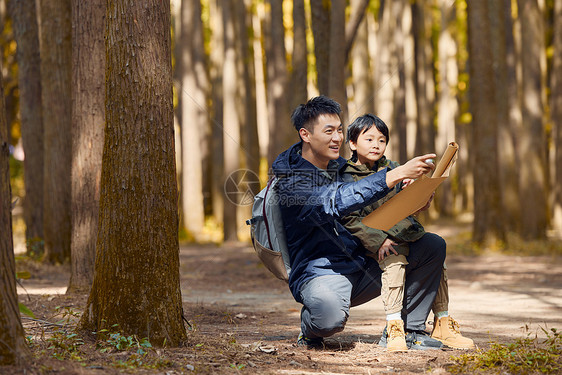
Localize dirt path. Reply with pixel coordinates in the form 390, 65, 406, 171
15, 236, 562, 374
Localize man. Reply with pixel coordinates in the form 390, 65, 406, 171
271, 96, 444, 350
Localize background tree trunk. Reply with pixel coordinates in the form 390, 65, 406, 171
179, 0, 207, 241
222, 0, 240, 242
290, 0, 308, 112
552, 0, 562, 234
265, 0, 293, 167
0, 58, 29, 366
349, 0, 373, 117
80, 0, 187, 346
39, 0, 72, 264
328, 0, 347, 126
412, 0, 435, 157
67, 0, 105, 294
310, 0, 330, 95
516, 0, 548, 239
8, 0, 44, 255
467, 0, 505, 246
209, 0, 225, 226
489, 0, 520, 234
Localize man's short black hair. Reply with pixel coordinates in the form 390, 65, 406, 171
347, 114, 389, 161
291, 95, 342, 132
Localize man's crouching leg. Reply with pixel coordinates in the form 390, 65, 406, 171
298, 275, 352, 349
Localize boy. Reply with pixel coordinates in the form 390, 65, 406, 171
340, 114, 474, 351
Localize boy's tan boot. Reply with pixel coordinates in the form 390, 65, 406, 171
386, 320, 408, 352
430, 316, 474, 349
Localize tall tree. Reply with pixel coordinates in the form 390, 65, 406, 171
222, 0, 240, 241
80, 0, 187, 346
516, 0, 548, 239
209, 0, 225, 225
328, 0, 346, 122
412, 0, 436, 157
551, 0, 562, 233
39, 0, 72, 263
179, 0, 207, 241
350, 0, 373, 117
435, 0, 458, 216
67, 0, 106, 294
290, 0, 308, 111
489, 0, 520, 233
265, 0, 293, 166
0, 58, 30, 366
467, 0, 505, 246
310, 0, 330, 95
8, 0, 44, 255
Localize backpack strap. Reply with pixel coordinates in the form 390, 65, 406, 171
262, 177, 276, 249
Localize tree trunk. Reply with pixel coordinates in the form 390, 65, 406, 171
209, 0, 224, 225
179, 0, 207, 241
290, 0, 308, 112
434, 0, 458, 216
412, 0, 436, 156
350, 0, 373, 116
67, 0, 105, 294
328, 0, 347, 127
222, 0, 240, 242
310, 0, 330, 95
8, 0, 44, 255
391, 0, 408, 163
80, 0, 187, 346
265, 0, 293, 167
489, 0, 519, 235
39, 0, 72, 264
516, 0, 548, 239
0, 58, 30, 366
552, 0, 562, 234
467, 0, 505, 246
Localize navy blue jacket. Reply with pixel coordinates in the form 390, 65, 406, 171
271, 142, 391, 302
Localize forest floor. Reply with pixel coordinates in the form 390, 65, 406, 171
4, 220, 562, 374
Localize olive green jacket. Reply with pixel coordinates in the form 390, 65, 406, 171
340, 157, 425, 258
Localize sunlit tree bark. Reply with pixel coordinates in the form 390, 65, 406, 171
489, 0, 520, 234
328, 0, 347, 126
8, 0, 44, 255
516, 0, 548, 239
209, 0, 225, 225
310, 0, 330, 95
0, 58, 30, 366
67, 0, 105, 294
551, 0, 562, 234
39, 0, 72, 263
265, 0, 293, 166
179, 0, 207, 241
222, 0, 240, 242
290, 0, 308, 111
350, 0, 373, 117
467, 0, 505, 245
80, 0, 187, 346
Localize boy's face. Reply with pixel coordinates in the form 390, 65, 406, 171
349, 126, 387, 167
299, 113, 343, 168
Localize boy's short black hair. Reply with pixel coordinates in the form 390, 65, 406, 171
291, 95, 341, 133
347, 114, 389, 160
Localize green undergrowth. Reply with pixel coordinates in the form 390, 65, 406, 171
449, 327, 562, 374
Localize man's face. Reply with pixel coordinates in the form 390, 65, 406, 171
299, 113, 343, 168
349, 126, 387, 167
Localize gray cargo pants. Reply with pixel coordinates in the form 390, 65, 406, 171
299, 233, 446, 339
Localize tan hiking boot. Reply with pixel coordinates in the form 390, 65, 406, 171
431, 316, 475, 349
386, 319, 408, 352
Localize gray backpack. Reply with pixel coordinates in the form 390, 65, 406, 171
246, 177, 291, 282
